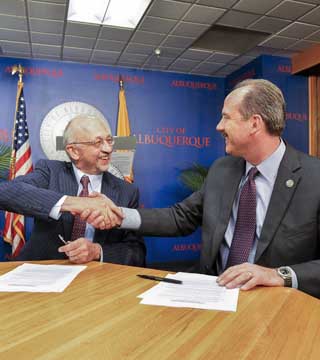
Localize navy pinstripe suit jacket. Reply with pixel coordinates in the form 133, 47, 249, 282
0, 159, 145, 266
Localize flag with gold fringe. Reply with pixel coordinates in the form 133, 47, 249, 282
116, 78, 133, 182
3, 79, 33, 257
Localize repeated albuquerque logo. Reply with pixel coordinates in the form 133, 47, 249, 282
4, 66, 63, 77
94, 72, 144, 84
228, 68, 256, 89
277, 64, 291, 73
136, 127, 211, 149
286, 112, 308, 121
171, 79, 217, 91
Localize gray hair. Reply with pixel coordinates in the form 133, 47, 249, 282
233, 79, 286, 136
63, 115, 111, 147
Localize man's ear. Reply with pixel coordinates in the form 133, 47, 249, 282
250, 114, 263, 134
65, 145, 79, 161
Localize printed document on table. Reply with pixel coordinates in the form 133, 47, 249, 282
0, 263, 86, 292
138, 272, 239, 312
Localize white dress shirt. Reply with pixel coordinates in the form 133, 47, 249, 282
49, 164, 103, 260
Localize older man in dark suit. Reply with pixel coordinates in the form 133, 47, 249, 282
84, 79, 320, 298
0, 115, 145, 266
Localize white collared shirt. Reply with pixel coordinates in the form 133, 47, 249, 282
50, 165, 103, 240
49, 164, 104, 261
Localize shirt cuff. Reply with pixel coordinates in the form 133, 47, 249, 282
49, 195, 67, 220
97, 244, 103, 262
120, 208, 141, 230
287, 266, 298, 289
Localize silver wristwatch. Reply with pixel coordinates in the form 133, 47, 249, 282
277, 266, 292, 287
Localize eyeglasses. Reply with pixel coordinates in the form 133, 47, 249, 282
68, 136, 115, 148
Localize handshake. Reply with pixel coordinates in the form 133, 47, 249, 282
62, 192, 124, 230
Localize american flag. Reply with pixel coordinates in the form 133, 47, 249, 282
3, 82, 33, 257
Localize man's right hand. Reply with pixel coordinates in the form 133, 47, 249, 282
81, 193, 124, 230
61, 193, 124, 229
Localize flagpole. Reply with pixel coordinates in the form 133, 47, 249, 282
116, 76, 134, 182
9, 65, 24, 178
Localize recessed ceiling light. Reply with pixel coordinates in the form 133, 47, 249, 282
67, 0, 152, 29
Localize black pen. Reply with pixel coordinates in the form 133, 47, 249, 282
137, 274, 183, 284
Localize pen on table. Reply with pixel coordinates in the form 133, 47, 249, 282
58, 234, 68, 245
137, 274, 183, 284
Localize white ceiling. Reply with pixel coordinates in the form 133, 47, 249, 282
1, 0, 320, 77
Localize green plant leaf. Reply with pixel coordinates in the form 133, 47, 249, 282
180, 163, 208, 192
0, 143, 11, 180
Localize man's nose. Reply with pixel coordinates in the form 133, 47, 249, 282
101, 141, 113, 152
216, 118, 224, 132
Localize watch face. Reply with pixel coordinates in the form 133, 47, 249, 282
277, 267, 292, 287
280, 268, 290, 276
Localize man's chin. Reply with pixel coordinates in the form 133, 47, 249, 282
98, 158, 110, 168
225, 147, 241, 157
99, 164, 109, 173
224, 144, 232, 155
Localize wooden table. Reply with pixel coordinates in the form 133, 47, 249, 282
0, 261, 319, 360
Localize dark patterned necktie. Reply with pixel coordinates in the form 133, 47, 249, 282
70, 175, 90, 241
226, 167, 259, 268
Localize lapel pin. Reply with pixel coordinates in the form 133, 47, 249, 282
286, 179, 294, 188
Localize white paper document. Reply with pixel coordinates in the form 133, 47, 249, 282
0, 263, 86, 292
111, 150, 135, 177
138, 272, 239, 312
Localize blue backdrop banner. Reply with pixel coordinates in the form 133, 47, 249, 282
0, 55, 309, 265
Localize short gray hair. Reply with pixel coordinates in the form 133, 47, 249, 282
233, 79, 286, 136
63, 115, 111, 147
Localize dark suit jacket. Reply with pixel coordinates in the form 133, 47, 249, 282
0, 159, 145, 266
138, 145, 320, 298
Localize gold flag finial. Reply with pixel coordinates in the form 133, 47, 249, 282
11, 64, 24, 83
119, 76, 124, 89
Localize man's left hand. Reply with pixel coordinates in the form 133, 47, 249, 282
58, 238, 101, 264
216, 263, 284, 290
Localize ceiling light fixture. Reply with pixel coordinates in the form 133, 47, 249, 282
154, 48, 161, 57
67, 0, 152, 29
